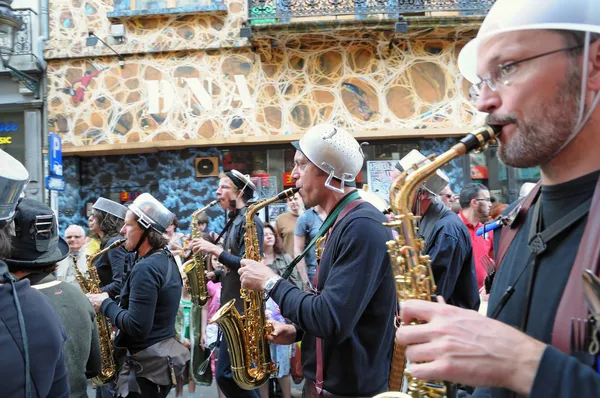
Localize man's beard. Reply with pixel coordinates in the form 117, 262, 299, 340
488, 65, 581, 168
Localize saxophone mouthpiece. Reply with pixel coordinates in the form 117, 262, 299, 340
277, 187, 300, 201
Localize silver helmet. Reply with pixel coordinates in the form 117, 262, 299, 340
397, 149, 450, 196
92, 197, 127, 220
294, 124, 365, 193
0, 149, 29, 223
128, 193, 173, 234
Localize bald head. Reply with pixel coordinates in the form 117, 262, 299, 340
65, 225, 86, 254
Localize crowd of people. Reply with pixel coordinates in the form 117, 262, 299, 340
0, 0, 599, 397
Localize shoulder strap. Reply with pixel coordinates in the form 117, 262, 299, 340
496, 183, 541, 267
552, 175, 600, 354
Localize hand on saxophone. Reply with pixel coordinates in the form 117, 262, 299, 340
266, 321, 297, 345
238, 259, 277, 291
189, 238, 223, 258
87, 292, 110, 313
395, 299, 545, 395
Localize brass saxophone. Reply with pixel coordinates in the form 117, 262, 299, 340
183, 200, 218, 306
75, 238, 124, 385
210, 187, 300, 390
379, 125, 501, 398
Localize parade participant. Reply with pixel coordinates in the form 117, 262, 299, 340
189, 170, 263, 398
87, 193, 189, 398
0, 149, 69, 397
238, 124, 396, 397
5, 198, 102, 398
395, 0, 600, 396
89, 197, 128, 298
396, 150, 479, 310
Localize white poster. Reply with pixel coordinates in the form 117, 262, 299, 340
366, 160, 397, 203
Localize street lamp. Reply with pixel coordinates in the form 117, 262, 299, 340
0, 0, 40, 98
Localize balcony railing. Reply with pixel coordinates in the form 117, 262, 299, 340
12, 9, 35, 57
249, 0, 495, 23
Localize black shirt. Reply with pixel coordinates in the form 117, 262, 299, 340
217, 207, 264, 314
474, 169, 600, 398
420, 200, 479, 310
101, 249, 182, 352
0, 278, 69, 397
94, 235, 127, 299
270, 201, 396, 396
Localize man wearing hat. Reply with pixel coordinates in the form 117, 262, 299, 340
395, 0, 600, 396
395, 150, 479, 310
89, 197, 129, 298
0, 149, 70, 397
237, 124, 396, 397
6, 198, 102, 398
190, 169, 264, 398
88, 193, 189, 398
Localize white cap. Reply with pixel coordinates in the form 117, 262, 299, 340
0, 149, 29, 222
294, 124, 365, 193
397, 150, 449, 196
458, 0, 600, 83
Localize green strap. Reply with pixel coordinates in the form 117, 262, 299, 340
281, 191, 361, 280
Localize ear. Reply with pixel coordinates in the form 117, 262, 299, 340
586, 38, 600, 93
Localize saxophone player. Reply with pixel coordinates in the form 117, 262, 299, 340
238, 124, 397, 398
395, 0, 600, 396
189, 170, 264, 398
87, 193, 190, 398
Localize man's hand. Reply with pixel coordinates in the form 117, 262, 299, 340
206, 271, 216, 281
189, 238, 223, 257
395, 299, 546, 395
87, 292, 110, 313
183, 338, 191, 349
267, 321, 297, 345
238, 259, 277, 291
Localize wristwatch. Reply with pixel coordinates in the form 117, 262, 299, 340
263, 275, 283, 297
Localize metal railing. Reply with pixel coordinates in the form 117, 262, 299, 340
249, 0, 495, 23
12, 9, 35, 57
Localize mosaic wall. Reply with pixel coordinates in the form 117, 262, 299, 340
57, 136, 464, 234
45, 0, 247, 60
47, 37, 483, 150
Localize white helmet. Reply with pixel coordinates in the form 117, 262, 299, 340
458, 0, 600, 157
129, 193, 174, 234
397, 149, 450, 196
458, 0, 600, 84
293, 124, 365, 193
0, 149, 29, 223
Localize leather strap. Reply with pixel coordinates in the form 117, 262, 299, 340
496, 183, 541, 267
314, 198, 365, 395
552, 175, 600, 354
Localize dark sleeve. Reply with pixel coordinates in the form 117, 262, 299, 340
100, 261, 161, 340
48, 344, 70, 398
530, 345, 600, 397
85, 310, 102, 378
101, 247, 127, 298
427, 232, 468, 301
270, 218, 391, 341
218, 215, 264, 271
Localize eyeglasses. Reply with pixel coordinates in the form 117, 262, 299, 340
441, 194, 453, 199
469, 45, 583, 101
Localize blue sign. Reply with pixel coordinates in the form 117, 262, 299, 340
0, 121, 19, 133
46, 175, 66, 191
49, 133, 63, 176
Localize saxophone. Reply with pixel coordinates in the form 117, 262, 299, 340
379, 125, 501, 398
183, 200, 218, 306
210, 187, 300, 390
76, 238, 124, 385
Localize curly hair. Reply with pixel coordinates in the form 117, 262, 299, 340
264, 224, 285, 256
0, 227, 11, 260
92, 209, 124, 245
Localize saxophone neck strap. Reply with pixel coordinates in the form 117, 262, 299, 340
281, 191, 361, 281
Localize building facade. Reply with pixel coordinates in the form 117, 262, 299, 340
1, 0, 45, 202
44, 0, 535, 232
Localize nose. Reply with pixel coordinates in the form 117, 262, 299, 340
119, 224, 126, 235
476, 85, 502, 114
291, 165, 300, 181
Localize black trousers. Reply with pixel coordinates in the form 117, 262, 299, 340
216, 337, 261, 398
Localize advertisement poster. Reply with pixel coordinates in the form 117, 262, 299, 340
366, 160, 397, 203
